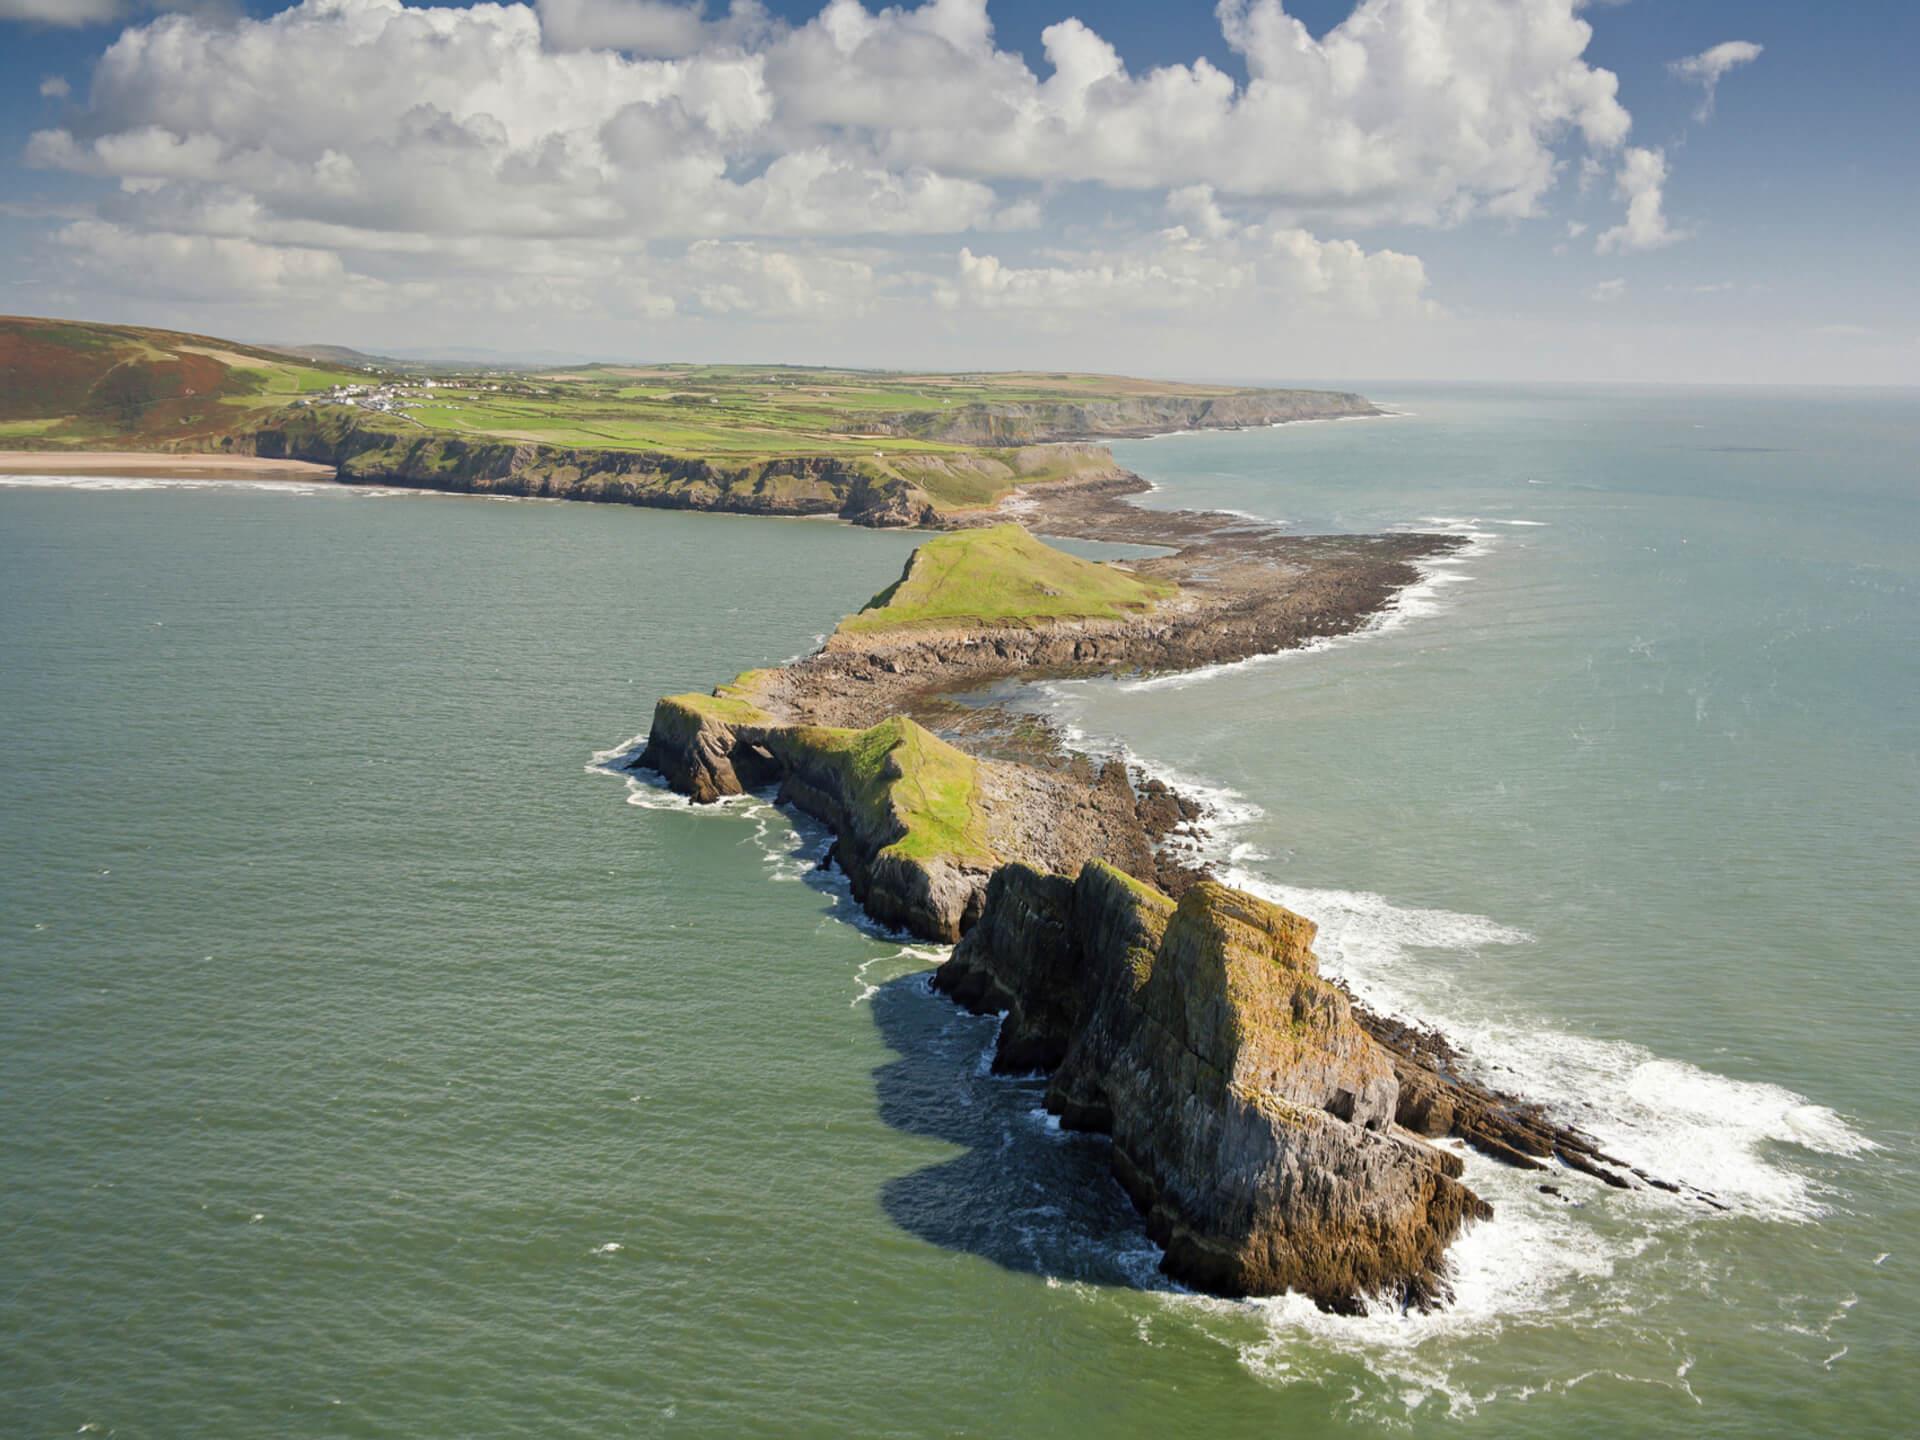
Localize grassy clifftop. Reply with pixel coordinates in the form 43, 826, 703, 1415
793, 716, 992, 865
840, 524, 1175, 634
648, 692, 994, 870
4, 313, 1365, 462
4, 314, 1369, 521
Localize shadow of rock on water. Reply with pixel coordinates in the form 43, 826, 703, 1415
867, 973, 1174, 1290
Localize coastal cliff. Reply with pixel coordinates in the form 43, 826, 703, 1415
638, 690, 997, 940
935, 864, 1488, 1309
870, 389, 1380, 444
235, 387, 1378, 525
0, 317, 1381, 524
245, 409, 1127, 527
626, 447, 1672, 1310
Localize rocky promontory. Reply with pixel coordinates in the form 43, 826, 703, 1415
936, 863, 1487, 1309
235, 386, 1377, 525
628, 445, 1674, 1310
246, 409, 1130, 527
638, 690, 997, 940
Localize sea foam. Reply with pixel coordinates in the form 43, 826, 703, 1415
1218, 868, 1873, 1223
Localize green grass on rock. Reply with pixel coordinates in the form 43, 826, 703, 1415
840, 524, 1174, 635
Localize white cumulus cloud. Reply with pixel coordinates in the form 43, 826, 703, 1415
1669, 40, 1763, 122
762, 0, 1630, 223
1596, 146, 1683, 255
16, 0, 1652, 350
944, 219, 1431, 320
1, 0, 123, 22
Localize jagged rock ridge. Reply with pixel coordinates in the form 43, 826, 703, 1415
936, 863, 1488, 1310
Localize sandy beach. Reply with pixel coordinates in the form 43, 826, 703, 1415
0, 451, 337, 481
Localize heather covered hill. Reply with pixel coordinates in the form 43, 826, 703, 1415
0, 316, 366, 450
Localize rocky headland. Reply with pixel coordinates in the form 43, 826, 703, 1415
864, 388, 1380, 445
627, 456, 1685, 1311
238, 388, 1373, 527
245, 408, 1131, 527
935, 863, 1487, 1309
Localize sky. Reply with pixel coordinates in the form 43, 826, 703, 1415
2, 0, 1915, 384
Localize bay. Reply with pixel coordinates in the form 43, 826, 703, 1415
2, 385, 1913, 1435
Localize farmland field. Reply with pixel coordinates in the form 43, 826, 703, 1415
0, 317, 1269, 466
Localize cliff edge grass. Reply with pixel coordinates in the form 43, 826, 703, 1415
840, 523, 1174, 634
640, 691, 997, 938
249, 406, 1126, 525
2, 315, 1378, 526
638, 526, 1182, 936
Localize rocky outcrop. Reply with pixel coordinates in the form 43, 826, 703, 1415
1356, 1008, 1682, 1196
933, 864, 1083, 1073
936, 864, 1488, 1311
869, 389, 1379, 445
637, 696, 995, 941
242, 408, 1121, 528
624, 488, 1692, 1310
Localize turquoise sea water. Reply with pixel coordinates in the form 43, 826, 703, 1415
3, 386, 1915, 1436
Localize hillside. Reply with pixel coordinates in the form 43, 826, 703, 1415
840, 524, 1175, 634
0, 316, 370, 450
1, 314, 1378, 522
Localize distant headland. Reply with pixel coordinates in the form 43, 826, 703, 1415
1, 314, 1375, 525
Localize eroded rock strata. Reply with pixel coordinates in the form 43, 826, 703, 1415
248, 408, 1137, 527
632, 455, 1673, 1309
935, 864, 1488, 1309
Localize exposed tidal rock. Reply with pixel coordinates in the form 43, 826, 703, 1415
935, 864, 1488, 1310
1355, 1007, 1688, 1198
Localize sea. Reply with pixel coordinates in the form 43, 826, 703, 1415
2, 384, 1914, 1437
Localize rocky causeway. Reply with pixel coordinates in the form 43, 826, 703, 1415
628, 398, 1698, 1313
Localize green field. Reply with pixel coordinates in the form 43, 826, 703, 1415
1, 315, 1261, 470
840, 524, 1175, 634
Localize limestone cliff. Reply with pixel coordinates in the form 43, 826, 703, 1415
637, 693, 995, 941
242, 409, 1124, 527
936, 864, 1488, 1311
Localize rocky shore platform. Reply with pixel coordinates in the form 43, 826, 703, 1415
629, 465, 1685, 1311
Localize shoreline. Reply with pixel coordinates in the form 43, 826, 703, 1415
625, 464, 1696, 1308
0, 451, 339, 481
1, 389, 1375, 525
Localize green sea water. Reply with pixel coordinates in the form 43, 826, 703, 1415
2, 386, 1915, 1436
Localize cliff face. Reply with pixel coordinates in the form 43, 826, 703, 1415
931, 865, 1083, 1072
935, 865, 1489, 1311
637, 696, 995, 941
238, 390, 1368, 518
247, 411, 947, 526
871, 390, 1379, 445
243, 410, 1127, 528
